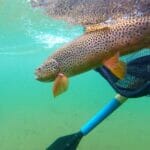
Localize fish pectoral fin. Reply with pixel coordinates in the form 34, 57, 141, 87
103, 52, 126, 79
85, 23, 110, 33
53, 73, 69, 97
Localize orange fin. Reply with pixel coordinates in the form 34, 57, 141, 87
103, 53, 126, 79
85, 24, 110, 33
53, 73, 68, 97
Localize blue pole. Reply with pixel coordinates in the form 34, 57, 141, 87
80, 94, 127, 135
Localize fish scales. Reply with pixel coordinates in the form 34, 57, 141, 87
47, 17, 150, 77
31, 0, 150, 25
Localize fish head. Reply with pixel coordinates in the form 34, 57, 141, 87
35, 58, 60, 82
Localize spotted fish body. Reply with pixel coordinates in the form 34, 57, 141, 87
39, 17, 149, 80
33, 1, 150, 96
31, 0, 150, 26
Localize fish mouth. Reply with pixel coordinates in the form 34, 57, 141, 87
35, 75, 42, 81
34, 69, 44, 81
34, 69, 54, 82
34, 71, 42, 81
35, 74, 51, 82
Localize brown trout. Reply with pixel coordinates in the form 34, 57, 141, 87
35, 17, 150, 96
31, 0, 150, 26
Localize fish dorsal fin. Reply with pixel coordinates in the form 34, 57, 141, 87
85, 23, 110, 33
103, 52, 126, 79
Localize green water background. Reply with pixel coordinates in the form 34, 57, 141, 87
0, 0, 150, 150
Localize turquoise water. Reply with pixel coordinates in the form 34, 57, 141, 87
0, 0, 150, 150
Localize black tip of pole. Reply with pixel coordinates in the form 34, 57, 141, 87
46, 131, 83, 150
